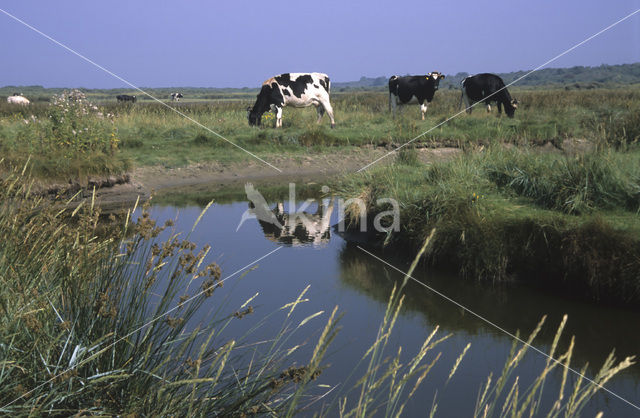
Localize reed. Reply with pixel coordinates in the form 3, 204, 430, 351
0, 167, 634, 416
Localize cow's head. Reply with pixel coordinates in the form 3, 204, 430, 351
505, 98, 518, 118
247, 106, 261, 126
427, 72, 445, 89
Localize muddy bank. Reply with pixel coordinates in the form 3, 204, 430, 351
87, 147, 461, 211
50, 138, 590, 212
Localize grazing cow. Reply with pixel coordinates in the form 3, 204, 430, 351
116, 94, 137, 103
247, 72, 335, 128
7, 93, 30, 105
388, 72, 445, 120
460, 73, 518, 117
171, 92, 183, 102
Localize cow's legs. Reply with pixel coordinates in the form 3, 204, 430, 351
461, 90, 472, 114
497, 102, 503, 114
420, 102, 428, 120
319, 98, 335, 128
486, 103, 492, 113
390, 93, 398, 117
316, 104, 325, 123
275, 106, 283, 128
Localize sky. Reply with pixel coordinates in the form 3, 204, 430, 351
1, 1, 639, 88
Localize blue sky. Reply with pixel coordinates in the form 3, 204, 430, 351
1, 1, 639, 88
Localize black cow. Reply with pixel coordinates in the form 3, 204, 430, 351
171, 92, 183, 102
460, 73, 518, 117
247, 72, 335, 128
388, 72, 445, 120
116, 94, 137, 103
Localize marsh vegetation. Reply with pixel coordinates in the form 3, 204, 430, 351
1, 82, 639, 415
1, 87, 639, 176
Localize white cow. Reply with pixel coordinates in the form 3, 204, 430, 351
247, 72, 335, 128
7, 94, 30, 105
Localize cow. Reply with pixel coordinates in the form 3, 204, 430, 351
7, 93, 30, 105
254, 198, 335, 246
247, 72, 335, 128
460, 73, 518, 117
171, 92, 183, 102
388, 72, 445, 120
116, 94, 137, 103
236, 183, 335, 246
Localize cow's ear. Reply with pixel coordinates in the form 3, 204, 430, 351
440, 74, 445, 79
426, 72, 432, 78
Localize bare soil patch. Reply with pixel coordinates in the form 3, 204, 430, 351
92, 147, 461, 210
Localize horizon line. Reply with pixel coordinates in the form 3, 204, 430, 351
1, 60, 638, 90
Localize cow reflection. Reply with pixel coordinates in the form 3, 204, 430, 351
252, 198, 335, 247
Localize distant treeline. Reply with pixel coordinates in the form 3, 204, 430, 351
2, 63, 640, 100
334, 62, 640, 91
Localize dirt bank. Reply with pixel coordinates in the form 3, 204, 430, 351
93, 147, 461, 211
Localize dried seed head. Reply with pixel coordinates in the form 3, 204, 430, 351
202, 279, 216, 297
166, 316, 184, 329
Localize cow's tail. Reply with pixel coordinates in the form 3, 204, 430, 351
389, 75, 399, 112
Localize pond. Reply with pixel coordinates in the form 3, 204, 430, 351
136, 180, 640, 416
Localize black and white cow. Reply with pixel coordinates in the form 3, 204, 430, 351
253, 198, 335, 247
388, 72, 445, 120
171, 92, 184, 102
247, 72, 335, 128
116, 94, 137, 103
460, 73, 518, 117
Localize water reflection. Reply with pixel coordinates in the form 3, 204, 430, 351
338, 243, 640, 379
144, 182, 640, 415
250, 198, 335, 247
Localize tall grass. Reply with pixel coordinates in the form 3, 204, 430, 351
0, 90, 129, 179
327, 235, 635, 417
0, 168, 337, 415
334, 147, 640, 304
0, 168, 633, 415
485, 149, 640, 214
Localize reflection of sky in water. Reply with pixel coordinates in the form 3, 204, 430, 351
138, 195, 640, 416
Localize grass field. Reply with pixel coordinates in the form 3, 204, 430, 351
1, 87, 639, 177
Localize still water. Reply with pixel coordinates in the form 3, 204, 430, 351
138, 182, 640, 416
